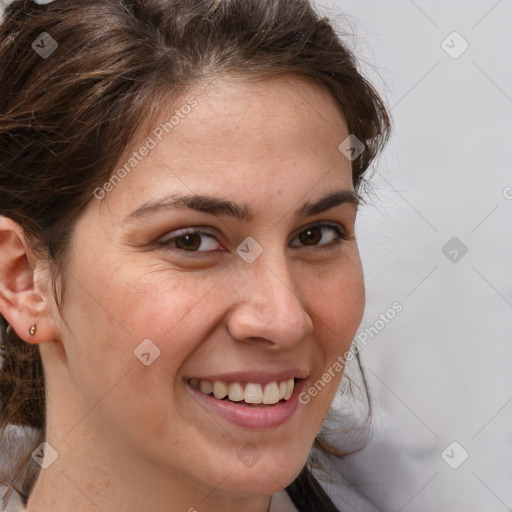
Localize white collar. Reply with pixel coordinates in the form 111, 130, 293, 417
269, 489, 299, 512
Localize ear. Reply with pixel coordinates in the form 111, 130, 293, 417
0, 216, 60, 344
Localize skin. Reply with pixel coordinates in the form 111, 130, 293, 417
0, 74, 365, 512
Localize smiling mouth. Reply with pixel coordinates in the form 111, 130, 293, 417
188, 378, 296, 406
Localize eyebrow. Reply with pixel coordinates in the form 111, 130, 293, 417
127, 189, 360, 222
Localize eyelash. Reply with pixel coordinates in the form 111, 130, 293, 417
158, 223, 350, 255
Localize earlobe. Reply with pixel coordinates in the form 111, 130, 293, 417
0, 216, 59, 344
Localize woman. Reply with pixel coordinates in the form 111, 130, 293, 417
0, 0, 391, 510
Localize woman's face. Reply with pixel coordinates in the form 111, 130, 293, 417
46, 75, 365, 502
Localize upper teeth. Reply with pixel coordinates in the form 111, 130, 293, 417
189, 378, 295, 404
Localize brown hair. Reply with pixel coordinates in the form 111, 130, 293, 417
0, 0, 390, 510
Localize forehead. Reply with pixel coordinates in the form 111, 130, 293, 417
169, 74, 348, 155
95, 74, 354, 218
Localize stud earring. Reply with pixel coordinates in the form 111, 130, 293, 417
28, 324, 37, 336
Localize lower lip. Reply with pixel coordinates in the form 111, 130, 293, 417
186, 379, 306, 430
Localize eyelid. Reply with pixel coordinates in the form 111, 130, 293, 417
292, 220, 346, 238
159, 226, 216, 241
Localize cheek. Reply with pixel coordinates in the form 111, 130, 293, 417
305, 256, 365, 349
117, 268, 224, 346
59, 259, 227, 442
60, 255, 214, 389
300, 256, 364, 420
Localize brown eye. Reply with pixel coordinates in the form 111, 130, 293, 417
298, 226, 322, 246
174, 233, 202, 251
160, 229, 223, 253
290, 223, 348, 250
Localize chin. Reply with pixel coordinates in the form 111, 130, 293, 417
213, 452, 307, 496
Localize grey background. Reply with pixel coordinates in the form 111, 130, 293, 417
1, 1, 511, 511
316, 1, 512, 511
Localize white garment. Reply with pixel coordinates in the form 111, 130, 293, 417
0, 486, 24, 512
0, 486, 298, 512
269, 489, 299, 512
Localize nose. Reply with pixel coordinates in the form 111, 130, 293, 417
226, 255, 314, 349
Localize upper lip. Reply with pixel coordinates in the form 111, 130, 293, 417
187, 369, 309, 384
